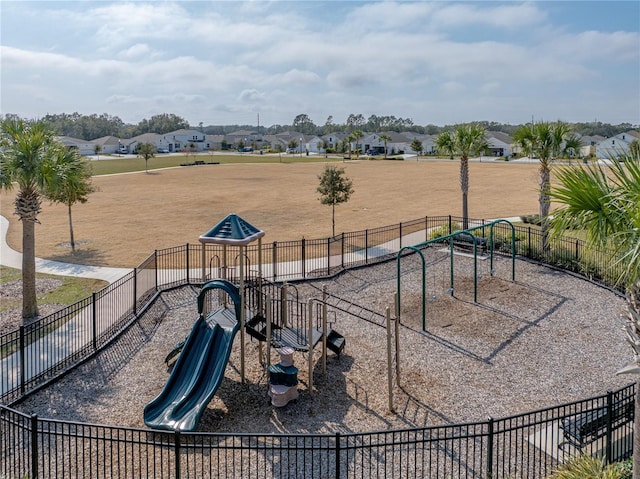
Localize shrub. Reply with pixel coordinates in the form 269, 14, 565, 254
521, 214, 543, 226
429, 222, 461, 240
547, 454, 624, 478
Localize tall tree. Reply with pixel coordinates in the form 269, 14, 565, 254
323, 116, 334, 135
292, 114, 316, 135
45, 147, 96, 252
548, 151, 640, 477
380, 134, 392, 159
513, 121, 582, 250
137, 142, 156, 173
317, 165, 354, 236
435, 123, 488, 229
94, 143, 102, 160
0, 119, 60, 320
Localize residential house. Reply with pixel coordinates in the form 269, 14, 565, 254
92, 136, 123, 155
162, 129, 210, 152
56, 136, 97, 156
224, 130, 262, 150
578, 135, 604, 157
361, 131, 414, 155
401, 133, 437, 155
321, 132, 348, 152
596, 131, 639, 159
128, 133, 167, 154
485, 131, 513, 158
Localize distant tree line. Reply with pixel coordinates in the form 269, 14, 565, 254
1, 112, 635, 141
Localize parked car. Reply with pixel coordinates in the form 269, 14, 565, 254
157, 148, 169, 153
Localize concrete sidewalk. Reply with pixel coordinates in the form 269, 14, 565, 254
0, 215, 130, 284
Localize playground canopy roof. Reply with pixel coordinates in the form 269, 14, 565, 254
198, 213, 265, 246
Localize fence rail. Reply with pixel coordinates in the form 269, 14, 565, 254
0, 214, 631, 478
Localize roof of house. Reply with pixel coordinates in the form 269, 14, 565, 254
486, 131, 513, 144
165, 129, 205, 137
93, 136, 122, 146
130, 133, 162, 143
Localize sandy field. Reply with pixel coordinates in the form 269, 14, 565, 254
0, 159, 542, 267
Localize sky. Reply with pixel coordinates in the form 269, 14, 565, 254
1, 1, 639, 128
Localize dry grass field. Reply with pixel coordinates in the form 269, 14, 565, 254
1, 159, 542, 268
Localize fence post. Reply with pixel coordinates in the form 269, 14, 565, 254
425, 216, 428, 242
273, 241, 278, 281
335, 431, 341, 479
575, 239, 579, 262
448, 215, 452, 234
92, 292, 98, 350
185, 243, 190, 284
301, 238, 306, 279
154, 250, 159, 291
341, 232, 345, 269
486, 417, 494, 479
605, 390, 613, 464
327, 237, 331, 276
133, 269, 137, 317
19, 326, 25, 394
31, 414, 39, 479
528, 227, 532, 257
174, 430, 181, 479
399, 222, 402, 249
365, 229, 369, 264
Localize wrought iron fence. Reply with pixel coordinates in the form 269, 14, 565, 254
0, 213, 631, 478
1, 383, 634, 478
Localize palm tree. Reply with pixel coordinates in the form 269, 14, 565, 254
513, 120, 582, 250
548, 152, 640, 477
45, 146, 96, 253
352, 130, 364, 159
380, 134, 392, 159
137, 142, 156, 173
0, 119, 58, 320
435, 123, 488, 229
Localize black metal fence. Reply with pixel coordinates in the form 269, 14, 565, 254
0, 214, 632, 478
1, 384, 634, 478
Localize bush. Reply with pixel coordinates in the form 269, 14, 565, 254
428, 222, 461, 240
520, 214, 543, 225
547, 454, 625, 478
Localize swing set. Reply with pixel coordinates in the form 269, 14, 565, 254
396, 219, 517, 331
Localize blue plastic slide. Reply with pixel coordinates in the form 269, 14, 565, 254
144, 280, 241, 431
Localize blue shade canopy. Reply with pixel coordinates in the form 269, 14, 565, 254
199, 213, 265, 245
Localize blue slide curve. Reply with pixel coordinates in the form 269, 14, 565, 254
144, 280, 241, 431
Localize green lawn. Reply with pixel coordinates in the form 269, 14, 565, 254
89, 152, 341, 176
0, 266, 108, 312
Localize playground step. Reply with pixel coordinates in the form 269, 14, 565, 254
327, 330, 346, 355
267, 363, 299, 387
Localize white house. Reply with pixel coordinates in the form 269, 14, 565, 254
162, 129, 211, 152
596, 131, 639, 159
321, 132, 348, 151
485, 131, 513, 157
92, 136, 122, 155
128, 133, 168, 153
578, 135, 604, 157
56, 136, 96, 156
362, 131, 415, 155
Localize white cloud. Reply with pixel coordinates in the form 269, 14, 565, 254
1, 1, 638, 126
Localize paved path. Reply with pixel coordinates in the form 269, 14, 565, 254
1, 215, 130, 283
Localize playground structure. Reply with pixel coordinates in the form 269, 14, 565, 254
396, 219, 516, 331
145, 214, 346, 431
2, 213, 635, 479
